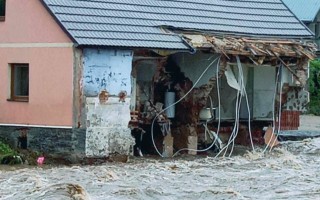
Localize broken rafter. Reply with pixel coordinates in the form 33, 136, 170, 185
242, 38, 316, 49
242, 38, 299, 45
183, 34, 317, 61
249, 44, 268, 55
182, 34, 312, 87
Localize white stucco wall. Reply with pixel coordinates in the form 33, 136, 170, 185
83, 49, 132, 96
85, 97, 134, 157
83, 49, 134, 157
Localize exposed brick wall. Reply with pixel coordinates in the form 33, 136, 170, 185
276, 110, 300, 130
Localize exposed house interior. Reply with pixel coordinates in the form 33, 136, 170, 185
128, 33, 316, 157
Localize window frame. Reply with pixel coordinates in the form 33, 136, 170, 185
8, 63, 29, 102
0, 0, 5, 21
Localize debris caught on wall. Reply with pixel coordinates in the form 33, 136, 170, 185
98, 90, 109, 104
118, 91, 127, 103
183, 34, 315, 87
183, 34, 316, 59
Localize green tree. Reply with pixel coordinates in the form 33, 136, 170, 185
309, 60, 320, 115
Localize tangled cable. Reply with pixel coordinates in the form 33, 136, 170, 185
215, 56, 255, 158
151, 56, 221, 157
151, 54, 259, 158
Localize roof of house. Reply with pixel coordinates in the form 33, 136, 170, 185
282, 0, 320, 22
42, 0, 314, 50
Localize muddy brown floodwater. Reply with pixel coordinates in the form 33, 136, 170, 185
1, 115, 320, 200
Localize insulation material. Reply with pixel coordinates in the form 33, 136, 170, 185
225, 65, 241, 91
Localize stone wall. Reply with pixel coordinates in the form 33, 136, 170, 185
0, 126, 86, 155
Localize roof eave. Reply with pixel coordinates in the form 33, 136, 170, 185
76, 44, 191, 52
40, 0, 78, 45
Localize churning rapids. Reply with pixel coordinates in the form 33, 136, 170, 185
1, 138, 320, 200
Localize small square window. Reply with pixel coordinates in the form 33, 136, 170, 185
9, 64, 29, 102
0, 0, 5, 21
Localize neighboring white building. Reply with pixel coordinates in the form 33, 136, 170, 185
283, 0, 320, 55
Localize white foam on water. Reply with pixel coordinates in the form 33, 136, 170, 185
1, 138, 320, 199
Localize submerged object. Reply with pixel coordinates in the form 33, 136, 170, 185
37, 156, 45, 165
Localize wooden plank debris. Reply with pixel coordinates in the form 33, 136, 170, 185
183, 34, 317, 61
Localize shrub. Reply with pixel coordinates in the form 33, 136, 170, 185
0, 140, 14, 155
0, 141, 23, 165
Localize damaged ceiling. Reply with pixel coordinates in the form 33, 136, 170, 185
173, 33, 314, 87
183, 34, 316, 60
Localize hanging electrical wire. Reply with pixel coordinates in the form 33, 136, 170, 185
228, 59, 245, 157
222, 85, 241, 157
215, 60, 242, 157
270, 64, 283, 151
219, 64, 242, 158
151, 56, 221, 158
238, 57, 255, 152
227, 84, 242, 157
261, 64, 282, 154
215, 56, 256, 157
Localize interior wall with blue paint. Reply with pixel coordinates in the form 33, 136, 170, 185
83, 48, 133, 97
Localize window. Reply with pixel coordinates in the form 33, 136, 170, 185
0, 0, 5, 21
9, 64, 29, 102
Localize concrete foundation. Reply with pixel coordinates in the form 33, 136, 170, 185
85, 97, 134, 157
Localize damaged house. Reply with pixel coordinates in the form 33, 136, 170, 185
0, 0, 316, 158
